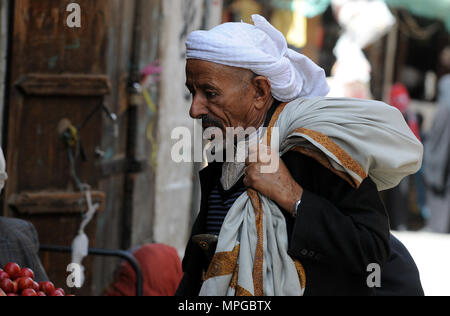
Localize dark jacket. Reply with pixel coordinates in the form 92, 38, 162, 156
177, 106, 424, 297
0, 217, 49, 282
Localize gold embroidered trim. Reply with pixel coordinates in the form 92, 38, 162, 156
247, 189, 264, 297
294, 260, 307, 293
230, 264, 254, 296
236, 286, 254, 297
230, 264, 239, 289
205, 245, 240, 280
291, 128, 367, 185
262, 102, 289, 146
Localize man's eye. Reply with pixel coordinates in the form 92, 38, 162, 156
206, 91, 217, 98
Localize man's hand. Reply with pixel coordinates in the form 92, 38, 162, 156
244, 144, 303, 215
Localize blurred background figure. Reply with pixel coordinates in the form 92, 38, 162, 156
423, 74, 450, 234
438, 46, 450, 78
384, 83, 424, 231
225, 0, 262, 23
104, 244, 183, 296
327, 0, 395, 99
390, 83, 422, 141
0, 217, 49, 283
0, 147, 48, 282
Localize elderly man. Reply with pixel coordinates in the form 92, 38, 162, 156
177, 15, 423, 296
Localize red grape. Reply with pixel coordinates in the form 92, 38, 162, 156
0, 271, 9, 281
17, 277, 34, 291
32, 281, 40, 292
7, 293, 19, 296
37, 291, 47, 297
0, 278, 15, 293
55, 288, 65, 295
0, 288, 6, 296
39, 281, 55, 295
3, 263, 21, 280
50, 289, 65, 296
11, 280, 18, 293
19, 268, 35, 280
21, 289, 37, 296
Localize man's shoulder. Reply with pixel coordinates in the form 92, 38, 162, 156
281, 149, 379, 198
281, 150, 325, 178
0, 217, 35, 239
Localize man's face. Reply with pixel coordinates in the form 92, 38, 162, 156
186, 59, 258, 133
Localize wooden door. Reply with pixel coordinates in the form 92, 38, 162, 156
3, 0, 111, 295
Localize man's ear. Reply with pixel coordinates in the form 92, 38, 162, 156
252, 76, 272, 110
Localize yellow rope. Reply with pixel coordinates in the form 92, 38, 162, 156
142, 87, 158, 170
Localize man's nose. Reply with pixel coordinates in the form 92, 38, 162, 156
189, 94, 208, 119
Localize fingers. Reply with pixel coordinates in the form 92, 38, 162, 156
246, 143, 258, 166
248, 143, 259, 156
243, 174, 251, 188
243, 164, 256, 188
248, 144, 272, 156
246, 144, 273, 166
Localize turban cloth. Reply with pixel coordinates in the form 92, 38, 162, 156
186, 14, 330, 102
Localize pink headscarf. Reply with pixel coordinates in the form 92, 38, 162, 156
104, 244, 183, 297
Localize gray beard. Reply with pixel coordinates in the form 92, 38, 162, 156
220, 127, 264, 190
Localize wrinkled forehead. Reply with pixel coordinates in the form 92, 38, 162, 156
186, 59, 255, 85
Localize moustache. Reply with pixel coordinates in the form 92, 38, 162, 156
199, 115, 224, 130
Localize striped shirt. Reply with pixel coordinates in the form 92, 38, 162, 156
206, 182, 247, 236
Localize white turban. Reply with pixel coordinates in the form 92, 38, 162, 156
186, 14, 330, 102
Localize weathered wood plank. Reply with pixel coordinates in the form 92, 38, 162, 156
16, 74, 111, 96
8, 191, 106, 215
